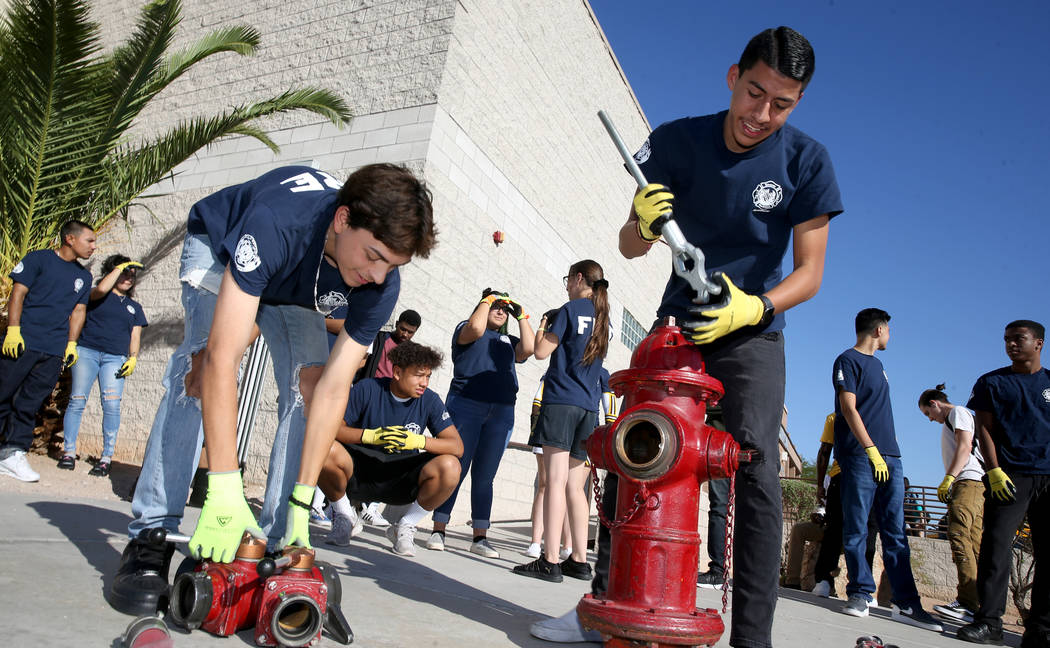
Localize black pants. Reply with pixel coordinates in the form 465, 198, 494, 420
813, 473, 879, 585
974, 473, 1050, 637
593, 331, 785, 648
0, 350, 64, 450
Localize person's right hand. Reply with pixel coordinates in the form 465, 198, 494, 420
632, 183, 674, 242
864, 446, 889, 483
3, 326, 25, 358
188, 471, 264, 562
280, 483, 316, 549
937, 474, 955, 503
114, 261, 144, 273
986, 467, 1017, 502
361, 426, 410, 453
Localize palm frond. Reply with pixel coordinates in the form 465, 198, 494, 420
141, 24, 261, 100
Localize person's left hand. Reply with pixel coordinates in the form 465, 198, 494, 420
684, 274, 766, 345
116, 356, 137, 378
63, 341, 79, 369
937, 474, 955, 503
382, 431, 426, 453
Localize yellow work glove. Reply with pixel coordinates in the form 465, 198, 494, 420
3, 326, 25, 358
864, 446, 889, 483
986, 467, 1017, 502
116, 356, 137, 378
937, 474, 955, 503
381, 431, 426, 453
632, 183, 674, 242
497, 296, 527, 321
63, 341, 79, 369
114, 261, 144, 273
279, 483, 316, 549
189, 471, 264, 562
685, 274, 767, 345
361, 425, 410, 453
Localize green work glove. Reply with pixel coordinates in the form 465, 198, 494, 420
280, 483, 315, 549
499, 296, 526, 320
864, 446, 889, 483
632, 183, 674, 242
361, 426, 410, 453
937, 474, 955, 503
987, 467, 1017, 502
114, 261, 144, 273
2, 326, 25, 358
116, 356, 137, 378
189, 471, 264, 562
685, 274, 766, 345
63, 341, 79, 369
382, 431, 426, 453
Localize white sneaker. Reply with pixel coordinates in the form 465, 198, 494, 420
425, 532, 445, 551
326, 511, 363, 546
387, 523, 417, 556
933, 600, 974, 622
522, 542, 542, 558
0, 450, 39, 482
361, 502, 391, 528
811, 579, 833, 598
530, 608, 603, 643
559, 546, 572, 561
470, 538, 499, 558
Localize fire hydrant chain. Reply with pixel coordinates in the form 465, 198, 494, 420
721, 472, 736, 613
591, 465, 653, 529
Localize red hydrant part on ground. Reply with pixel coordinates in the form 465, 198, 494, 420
578, 320, 739, 647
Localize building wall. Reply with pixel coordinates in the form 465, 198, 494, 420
76, 0, 662, 526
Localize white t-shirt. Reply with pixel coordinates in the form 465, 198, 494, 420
941, 406, 984, 482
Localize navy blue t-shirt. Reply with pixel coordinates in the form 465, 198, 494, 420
543, 298, 605, 410
967, 367, 1050, 474
448, 322, 521, 405
832, 348, 900, 457
186, 166, 398, 345
78, 292, 149, 356
8, 250, 92, 356
599, 367, 611, 394
634, 112, 843, 331
344, 377, 454, 461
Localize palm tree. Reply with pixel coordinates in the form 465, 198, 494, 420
0, 0, 351, 304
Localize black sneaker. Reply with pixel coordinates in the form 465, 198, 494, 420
89, 461, 111, 477
107, 529, 176, 616
512, 556, 563, 583
560, 557, 592, 581
697, 570, 725, 589
1021, 630, 1050, 648
57, 455, 75, 470
957, 620, 1004, 645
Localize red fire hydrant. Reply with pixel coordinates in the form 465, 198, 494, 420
578, 318, 745, 647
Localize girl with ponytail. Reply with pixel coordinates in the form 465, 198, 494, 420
514, 259, 609, 582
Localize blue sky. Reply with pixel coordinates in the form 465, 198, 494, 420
590, 1, 1050, 487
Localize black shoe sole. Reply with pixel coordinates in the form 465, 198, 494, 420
57, 462, 75, 470
562, 568, 592, 581
512, 566, 563, 583
107, 578, 170, 616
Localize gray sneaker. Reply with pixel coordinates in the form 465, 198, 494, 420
387, 523, 417, 556
892, 604, 943, 632
842, 594, 870, 618
0, 449, 39, 482
530, 608, 603, 643
811, 579, 834, 598
470, 538, 499, 558
425, 532, 445, 551
326, 511, 363, 546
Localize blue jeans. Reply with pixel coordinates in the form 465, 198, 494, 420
62, 346, 127, 459
432, 392, 514, 529
839, 453, 921, 606
128, 234, 328, 544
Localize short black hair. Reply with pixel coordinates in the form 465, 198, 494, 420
1006, 319, 1045, 340
855, 308, 891, 335
397, 309, 421, 328
738, 26, 815, 89
388, 341, 443, 371
59, 220, 93, 245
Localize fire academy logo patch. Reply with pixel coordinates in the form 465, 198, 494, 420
752, 180, 783, 212
74, 278, 84, 293
234, 234, 262, 272
317, 291, 349, 316
633, 138, 652, 164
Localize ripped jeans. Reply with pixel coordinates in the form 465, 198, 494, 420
62, 346, 127, 460
128, 234, 328, 544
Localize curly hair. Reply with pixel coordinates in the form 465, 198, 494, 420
388, 341, 444, 371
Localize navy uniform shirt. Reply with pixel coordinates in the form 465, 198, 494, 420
186, 166, 398, 345
8, 250, 92, 356
448, 322, 521, 405
344, 377, 454, 461
78, 292, 149, 356
634, 112, 843, 331
543, 298, 605, 411
832, 348, 900, 458
967, 367, 1050, 474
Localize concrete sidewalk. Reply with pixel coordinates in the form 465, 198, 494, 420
0, 490, 1020, 648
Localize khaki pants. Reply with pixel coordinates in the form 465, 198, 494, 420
784, 520, 823, 588
948, 478, 985, 611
